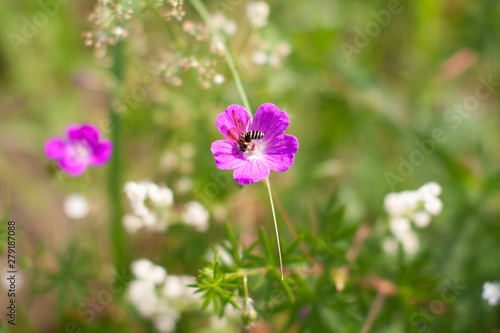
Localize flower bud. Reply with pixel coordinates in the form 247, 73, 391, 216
331, 266, 349, 292
242, 298, 257, 325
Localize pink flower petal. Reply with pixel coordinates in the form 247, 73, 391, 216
216, 105, 251, 141
233, 159, 270, 185
250, 103, 290, 143
67, 123, 100, 144
59, 155, 88, 177
90, 140, 113, 166
211, 140, 247, 170
263, 134, 299, 172
44, 138, 67, 159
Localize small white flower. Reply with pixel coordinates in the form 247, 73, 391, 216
124, 181, 147, 204
123, 214, 143, 234
482, 281, 500, 306
424, 197, 443, 215
162, 275, 197, 299
414, 211, 431, 228
150, 186, 174, 208
399, 190, 420, 211
384, 182, 443, 252
127, 279, 158, 317
154, 313, 178, 333
213, 74, 225, 85
64, 194, 89, 219
131, 259, 167, 284
211, 36, 224, 52
390, 217, 411, 238
275, 41, 292, 57
182, 201, 209, 232
114, 26, 124, 36
418, 181, 442, 198
399, 230, 419, 255
212, 13, 237, 35
163, 275, 183, 298
247, 1, 270, 27
251, 50, 268, 65
384, 192, 405, 216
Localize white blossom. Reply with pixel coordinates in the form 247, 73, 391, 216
127, 279, 158, 317
182, 201, 209, 232
131, 258, 167, 284
482, 281, 500, 306
127, 260, 199, 331
251, 50, 268, 65
414, 211, 431, 228
275, 41, 292, 57
398, 230, 419, 255
389, 217, 411, 238
213, 74, 225, 85
123, 214, 143, 234
64, 194, 89, 219
247, 1, 270, 27
123, 181, 174, 233
384, 182, 443, 255
212, 13, 237, 35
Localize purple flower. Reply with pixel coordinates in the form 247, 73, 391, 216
211, 103, 299, 185
44, 123, 113, 177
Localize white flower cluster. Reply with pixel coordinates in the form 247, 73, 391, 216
127, 259, 199, 333
246, 1, 270, 27
383, 182, 443, 255
244, 1, 292, 68
212, 13, 237, 36
482, 281, 500, 306
251, 41, 292, 68
123, 181, 174, 233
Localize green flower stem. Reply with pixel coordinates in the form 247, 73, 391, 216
109, 41, 126, 275
243, 274, 249, 299
265, 178, 283, 280
188, 0, 252, 115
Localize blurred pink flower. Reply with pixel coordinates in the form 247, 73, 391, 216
45, 123, 112, 176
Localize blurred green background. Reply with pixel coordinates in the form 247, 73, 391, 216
0, 0, 499, 332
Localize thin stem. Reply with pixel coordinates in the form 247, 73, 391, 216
270, 185, 314, 262
265, 178, 283, 280
361, 292, 387, 333
243, 274, 249, 299
188, 0, 252, 114
109, 41, 127, 275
